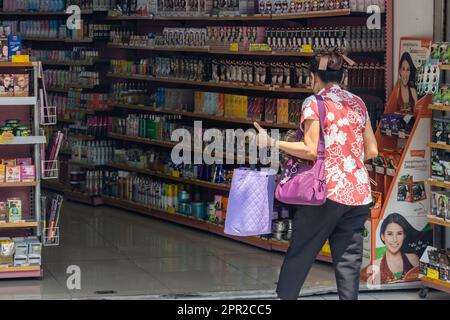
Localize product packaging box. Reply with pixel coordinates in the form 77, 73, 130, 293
0, 202, 7, 222
13, 255, 28, 266
13, 74, 29, 97
16, 158, 32, 166
0, 164, 5, 182
436, 192, 447, 220
0, 36, 8, 61
20, 165, 35, 182
0, 74, 14, 96
8, 34, 22, 59
2, 159, 16, 166
5, 165, 20, 183
7, 198, 22, 222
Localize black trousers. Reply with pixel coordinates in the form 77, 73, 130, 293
276, 199, 370, 300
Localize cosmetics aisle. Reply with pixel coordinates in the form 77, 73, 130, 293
27, 0, 390, 264
10, 0, 447, 297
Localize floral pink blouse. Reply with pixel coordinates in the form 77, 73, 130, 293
301, 84, 372, 206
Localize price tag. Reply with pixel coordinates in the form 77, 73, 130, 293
385, 129, 392, 136
0, 132, 14, 144
301, 44, 313, 53
398, 131, 406, 139
375, 166, 385, 174
365, 164, 373, 172
12, 55, 30, 63
229, 43, 239, 52
427, 267, 439, 280
172, 171, 180, 178
386, 168, 395, 176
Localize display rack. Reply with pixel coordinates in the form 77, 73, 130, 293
0, 62, 44, 279
359, 84, 432, 286
419, 64, 450, 298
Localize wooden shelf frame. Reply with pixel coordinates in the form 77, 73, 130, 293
0, 181, 37, 188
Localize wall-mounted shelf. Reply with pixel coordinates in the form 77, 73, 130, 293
107, 132, 177, 148
110, 102, 298, 129
0, 221, 39, 228
427, 215, 450, 228
440, 65, 450, 71
107, 162, 231, 192
0, 136, 46, 145
105, 9, 351, 21
41, 60, 96, 66
68, 160, 102, 169
428, 104, 450, 112
429, 142, 450, 150
0, 97, 37, 106
107, 73, 313, 94
0, 181, 37, 188
427, 179, 450, 189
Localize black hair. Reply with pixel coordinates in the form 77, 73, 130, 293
399, 52, 417, 88
380, 213, 431, 256
308, 53, 345, 84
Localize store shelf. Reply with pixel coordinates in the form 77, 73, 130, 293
23, 37, 93, 43
0, 266, 41, 273
67, 108, 96, 115
0, 10, 94, 15
57, 118, 77, 124
41, 60, 96, 66
107, 73, 312, 94
0, 62, 34, 68
42, 180, 66, 193
440, 65, 450, 71
68, 160, 102, 169
429, 142, 450, 150
105, 9, 350, 21
0, 136, 46, 145
64, 189, 103, 206
107, 43, 314, 57
427, 215, 450, 228
107, 132, 177, 148
0, 221, 39, 228
0, 97, 37, 106
110, 102, 298, 129
427, 179, 450, 189
421, 276, 450, 294
428, 104, 450, 112
107, 162, 231, 191
46, 87, 69, 93
68, 134, 96, 141
0, 181, 37, 188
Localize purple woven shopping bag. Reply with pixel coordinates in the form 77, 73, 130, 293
224, 168, 276, 237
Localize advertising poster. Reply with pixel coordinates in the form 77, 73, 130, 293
396, 38, 432, 114
362, 118, 433, 285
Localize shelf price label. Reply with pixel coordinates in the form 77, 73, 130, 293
398, 131, 406, 139
375, 166, 385, 175
385, 129, 392, 136
427, 267, 439, 280
0, 132, 14, 144
301, 44, 313, 53
386, 168, 395, 176
229, 43, 239, 52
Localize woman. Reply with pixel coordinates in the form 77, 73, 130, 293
371, 213, 420, 284
397, 52, 418, 114
254, 49, 378, 300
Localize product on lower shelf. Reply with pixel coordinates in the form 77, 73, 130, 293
0, 158, 35, 183
420, 246, 450, 283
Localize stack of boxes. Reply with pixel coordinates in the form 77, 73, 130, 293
0, 237, 41, 267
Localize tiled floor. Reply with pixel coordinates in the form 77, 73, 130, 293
0, 200, 448, 300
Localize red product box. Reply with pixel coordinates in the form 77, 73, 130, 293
20, 165, 35, 182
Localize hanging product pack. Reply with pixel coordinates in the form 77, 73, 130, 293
275, 95, 327, 205
224, 168, 276, 237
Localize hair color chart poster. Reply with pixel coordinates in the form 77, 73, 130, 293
370, 118, 432, 285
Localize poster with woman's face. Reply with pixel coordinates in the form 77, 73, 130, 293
395, 38, 432, 114
361, 117, 433, 285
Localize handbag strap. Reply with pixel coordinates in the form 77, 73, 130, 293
296, 95, 326, 160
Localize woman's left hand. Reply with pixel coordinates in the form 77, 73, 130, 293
254, 122, 274, 148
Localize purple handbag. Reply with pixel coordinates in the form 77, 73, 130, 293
275, 95, 327, 206
224, 168, 276, 236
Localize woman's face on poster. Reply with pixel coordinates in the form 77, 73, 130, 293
382, 222, 405, 255
400, 59, 411, 86
4, 76, 12, 87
